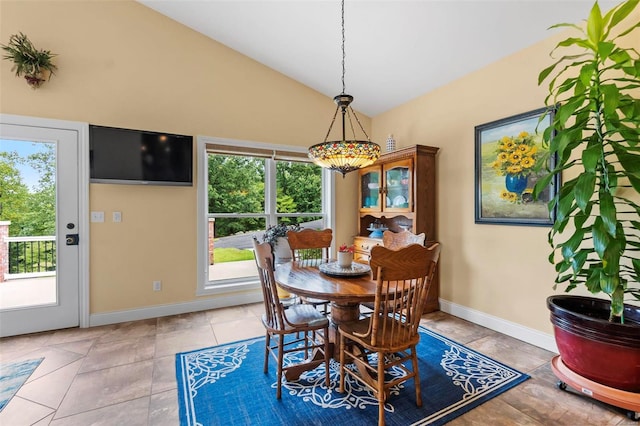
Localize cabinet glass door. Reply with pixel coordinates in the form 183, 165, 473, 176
359, 167, 381, 211
384, 161, 411, 211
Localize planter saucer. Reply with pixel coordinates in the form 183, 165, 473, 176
551, 356, 639, 419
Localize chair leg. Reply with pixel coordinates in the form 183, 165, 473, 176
411, 346, 422, 407
264, 332, 270, 374
304, 331, 310, 360
277, 336, 285, 399
323, 326, 330, 388
377, 353, 386, 426
339, 333, 346, 393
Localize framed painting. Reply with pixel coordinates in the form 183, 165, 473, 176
474, 107, 559, 226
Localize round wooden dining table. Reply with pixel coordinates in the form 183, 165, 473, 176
274, 259, 376, 324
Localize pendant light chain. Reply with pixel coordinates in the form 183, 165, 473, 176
341, 0, 346, 95
340, 0, 368, 141
322, 106, 340, 143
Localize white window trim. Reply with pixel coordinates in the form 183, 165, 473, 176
196, 136, 335, 297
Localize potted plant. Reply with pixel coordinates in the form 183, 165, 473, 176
533, 0, 640, 394
262, 223, 300, 263
337, 244, 355, 268
1, 32, 57, 88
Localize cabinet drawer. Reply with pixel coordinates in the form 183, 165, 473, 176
353, 237, 382, 255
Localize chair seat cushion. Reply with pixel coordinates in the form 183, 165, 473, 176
339, 317, 419, 351
281, 304, 329, 329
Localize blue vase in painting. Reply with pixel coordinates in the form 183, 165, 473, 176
505, 174, 528, 194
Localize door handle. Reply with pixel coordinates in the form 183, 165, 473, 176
66, 234, 79, 246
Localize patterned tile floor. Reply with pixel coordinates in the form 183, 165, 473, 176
0, 304, 635, 425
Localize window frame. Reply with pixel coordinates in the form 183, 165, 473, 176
196, 136, 335, 297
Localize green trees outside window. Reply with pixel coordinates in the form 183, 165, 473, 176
208, 154, 322, 238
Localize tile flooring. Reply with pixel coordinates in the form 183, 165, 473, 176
0, 304, 635, 425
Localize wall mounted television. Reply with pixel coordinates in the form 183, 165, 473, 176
89, 125, 193, 186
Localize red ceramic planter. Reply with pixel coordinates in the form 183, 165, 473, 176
547, 295, 640, 393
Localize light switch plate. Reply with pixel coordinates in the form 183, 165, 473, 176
113, 211, 122, 223
91, 211, 104, 223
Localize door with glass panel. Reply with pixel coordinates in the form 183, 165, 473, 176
359, 166, 382, 212
0, 123, 80, 337
383, 159, 412, 212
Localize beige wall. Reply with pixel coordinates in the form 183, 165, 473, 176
0, 0, 362, 313
371, 7, 640, 334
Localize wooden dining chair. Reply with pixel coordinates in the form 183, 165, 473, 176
338, 243, 441, 426
286, 228, 333, 314
360, 231, 428, 316
287, 228, 333, 260
381, 230, 426, 250
252, 239, 331, 399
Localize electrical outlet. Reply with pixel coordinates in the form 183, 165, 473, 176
113, 211, 122, 223
153, 280, 161, 291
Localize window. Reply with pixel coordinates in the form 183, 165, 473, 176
196, 137, 334, 296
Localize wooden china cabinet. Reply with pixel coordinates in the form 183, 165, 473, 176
353, 144, 440, 312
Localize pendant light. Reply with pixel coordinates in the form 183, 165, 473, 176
308, 0, 380, 177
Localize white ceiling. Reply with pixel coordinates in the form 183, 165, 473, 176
138, 0, 615, 117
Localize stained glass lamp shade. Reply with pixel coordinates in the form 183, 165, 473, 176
309, 94, 380, 177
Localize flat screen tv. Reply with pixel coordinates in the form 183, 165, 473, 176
89, 125, 193, 186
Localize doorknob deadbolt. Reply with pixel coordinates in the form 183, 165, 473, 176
67, 223, 75, 229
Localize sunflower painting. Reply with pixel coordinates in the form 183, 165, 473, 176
474, 108, 558, 226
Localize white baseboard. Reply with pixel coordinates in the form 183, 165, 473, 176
89, 292, 263, 327
439, 299, 558, 353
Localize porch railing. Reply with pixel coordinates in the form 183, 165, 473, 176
6, 236, 56, 275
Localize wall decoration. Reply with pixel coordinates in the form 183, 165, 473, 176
1, 33, 57, 89
474, 107, 558, 226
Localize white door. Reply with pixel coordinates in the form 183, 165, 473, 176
0, 118, 85, 337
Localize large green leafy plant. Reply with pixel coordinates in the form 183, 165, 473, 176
534, 0, 640, 322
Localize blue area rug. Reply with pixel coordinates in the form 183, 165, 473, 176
176, 326, 529, 426
0, 358, 43, 412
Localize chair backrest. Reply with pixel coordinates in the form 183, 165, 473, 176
286, 228, 333, 261
367, 243, 441, 347
382, 230, 426, 250
252, 238, 286, 330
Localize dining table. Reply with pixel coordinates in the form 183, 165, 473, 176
274, 258, 377, 358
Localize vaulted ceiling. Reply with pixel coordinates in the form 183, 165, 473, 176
138, 0, 615, 117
